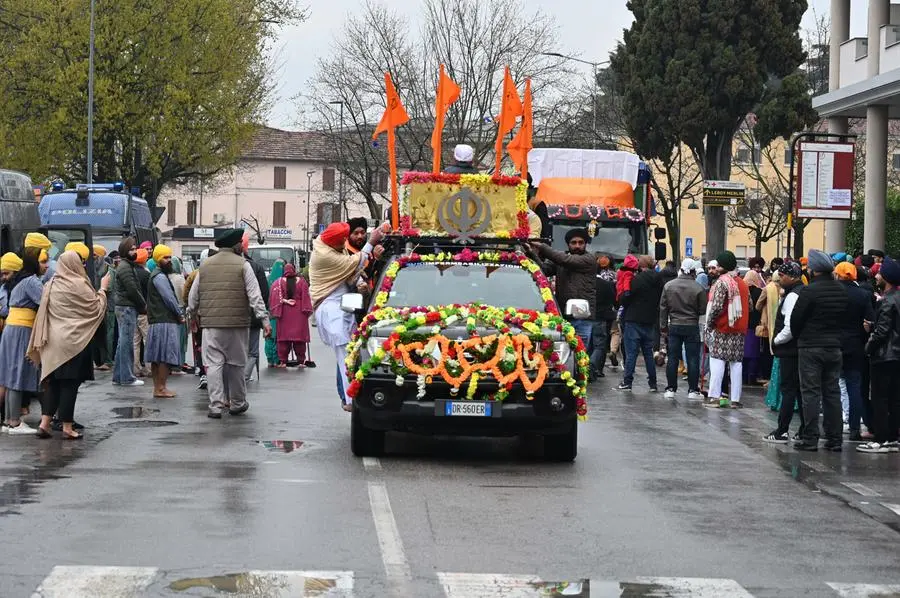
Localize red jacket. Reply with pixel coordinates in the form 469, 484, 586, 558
712, 275, 750, 334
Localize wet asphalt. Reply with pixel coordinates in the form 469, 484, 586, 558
0, 337, 899, 598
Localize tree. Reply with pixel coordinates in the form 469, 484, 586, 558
645, 145, 703, 264
847, 189, 900, 256
0, 0, 305, 211
300, 0, 573, 218
610, 0, 812, 258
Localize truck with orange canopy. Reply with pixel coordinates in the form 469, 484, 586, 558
528, 148, 664, 261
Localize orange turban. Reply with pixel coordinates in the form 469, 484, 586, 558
321, 222, 350, 248
135, 248, 149, 265
799, 257, 808, 266
835, 262, 857, 281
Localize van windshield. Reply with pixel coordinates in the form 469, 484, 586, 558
247, 246, 295, 270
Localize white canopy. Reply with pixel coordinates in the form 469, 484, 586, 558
527, 149, 641, 189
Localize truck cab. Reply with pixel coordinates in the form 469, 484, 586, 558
529, 149, 658, 262
38, 182, 157, 255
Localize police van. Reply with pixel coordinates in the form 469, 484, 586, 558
0, 169, 42, 254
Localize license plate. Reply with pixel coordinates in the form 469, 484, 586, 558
445, 401, 492, 417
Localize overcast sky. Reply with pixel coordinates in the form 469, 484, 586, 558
267, 0, 866, 129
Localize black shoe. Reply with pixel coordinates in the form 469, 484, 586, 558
610, 354, 619, 367
207, 411, 222, 419
824, 440, 843, 452
794, 440, 819, 452
616, 382, 632, 391
229, 402, 250, 416
762, 430, 789, 444
596, 370, 605, 378
648, 385, 658, 393
50, 419, 84, 432
848, 431, 863, 442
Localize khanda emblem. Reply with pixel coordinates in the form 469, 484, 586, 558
437, 188, 492, 244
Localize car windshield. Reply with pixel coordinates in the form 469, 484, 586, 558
383, 263, 545, 310
551, 223, 642, 260
92, 234, 125, 256
247, 247, 294, 270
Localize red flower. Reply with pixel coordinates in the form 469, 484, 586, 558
540, 339, 552, 351
505, 382, 514, 391
347, 380, 362, 398
575, 338, 586, 352
425, 312, 442, 324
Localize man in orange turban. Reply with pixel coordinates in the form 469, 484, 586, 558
309, 221, 388, 411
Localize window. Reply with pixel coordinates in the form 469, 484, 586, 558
893, 154, 900, 170
733, 148, 751, 164
784, 148, 792, 166
167, 200, 176, 225
322, 168, 336, 191
273, 201, 286, 227
376, 171, 389, 194
734, 245, 748, 259
274, 166, 287, 190
187, 200, 198, 226
701, 244, 707, 258
752, 145, 762, 165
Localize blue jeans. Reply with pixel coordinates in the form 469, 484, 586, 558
623, 322, 656, 387
336, 363, 345, 403
568, 319, 593, 355
843, 363, 865, 432
666, 324, 701, 392
113, 306, 138, 384
589, 320, 610, 376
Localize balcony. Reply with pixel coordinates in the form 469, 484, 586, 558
838, 38, 869, 87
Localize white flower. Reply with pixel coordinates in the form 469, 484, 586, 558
395, 375, 404, 387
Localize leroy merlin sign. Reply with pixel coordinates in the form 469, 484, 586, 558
703, 180, 746, 207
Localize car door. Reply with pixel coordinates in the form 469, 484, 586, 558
38, 225, 97, 286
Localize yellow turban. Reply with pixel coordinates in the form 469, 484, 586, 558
0, 252, 22, 272
93, 244, 107, 258
64, 242, 90, 261
152, 244, 173, 263
24, 232, 51, 250
39, 249, 48, 262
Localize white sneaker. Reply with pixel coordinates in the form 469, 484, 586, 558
7, 422, 34, 435
121, 379, 145, 387
664, 389, 676, 399
857, 441, 892, 454
687, 391, 704, 400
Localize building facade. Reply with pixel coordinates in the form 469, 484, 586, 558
158, 127, 382, 261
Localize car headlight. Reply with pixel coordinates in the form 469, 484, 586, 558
554, 341, 572, 364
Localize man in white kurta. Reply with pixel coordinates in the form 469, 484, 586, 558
309, 222, 386, 412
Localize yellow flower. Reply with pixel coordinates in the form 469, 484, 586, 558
540, 288, 553, 302
375, 292, 388, 306
522, 322, 541, 335
355, 371, 365, 381
395, 325, 407, 334
561, 371, 572, 381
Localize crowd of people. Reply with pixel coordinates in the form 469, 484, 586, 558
539, 226, 899, 456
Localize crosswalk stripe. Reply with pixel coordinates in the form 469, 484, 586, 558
437, 573, 756, 597
827, 582, 900, 597
32, 568, 353, 597
32, 566, 159, 598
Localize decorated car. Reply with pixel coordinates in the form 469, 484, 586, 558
342, 173, 589, 461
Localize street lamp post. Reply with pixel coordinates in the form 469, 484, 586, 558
86, 0, 96, 183
306, 170, 315, 251
540, 52, 609, 150
329, 100, 346, 219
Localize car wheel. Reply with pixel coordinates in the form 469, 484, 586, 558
543, 420, 577, 462
351, 406, 385, 457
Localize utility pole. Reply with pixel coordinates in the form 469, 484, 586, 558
329, 100, 346, 219
86, 0, 96, 183
306, 170, 315, 251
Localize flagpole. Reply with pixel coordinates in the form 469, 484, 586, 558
388, 127, 400, 230
433, 65, 444, 174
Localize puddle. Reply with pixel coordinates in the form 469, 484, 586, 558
112, 406, 160, 419
257, 440, 304, 453
109, 420, 178, 428
168, 571, 349, 595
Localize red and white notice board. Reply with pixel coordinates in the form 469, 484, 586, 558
795, 141, 855, 220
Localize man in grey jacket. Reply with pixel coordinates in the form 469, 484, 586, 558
659, 258, 707, 399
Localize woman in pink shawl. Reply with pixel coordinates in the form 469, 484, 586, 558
269, 264, 313, 368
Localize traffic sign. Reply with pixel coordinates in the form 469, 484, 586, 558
703, 180, 746, 207
685, 237, 693, 257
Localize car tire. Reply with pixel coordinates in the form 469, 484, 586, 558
544, 421, 577, 462
351, 406, 385, 457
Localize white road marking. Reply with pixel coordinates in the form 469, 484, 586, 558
272, 478, 318, 484
363, 457, 382, 471
880, 503, 900, 517
437, 574, 756, 597
368, 481, 412, 595
32, 566, 158, 598
827, 582, 900, 597
840, 482, 881, 497
242, 570, 353, 596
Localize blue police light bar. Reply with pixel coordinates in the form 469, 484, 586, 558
75, 181, 126, 192
50, 181, 65, 191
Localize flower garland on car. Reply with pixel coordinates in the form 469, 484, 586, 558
398, 172, 530, 239
373, 248, 557, 314
344, 304, 589, 420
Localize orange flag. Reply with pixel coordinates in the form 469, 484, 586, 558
507, 78, 533, 180
372, 72, 410, 230
494, 66, 524, 174
431, 64, 461, 174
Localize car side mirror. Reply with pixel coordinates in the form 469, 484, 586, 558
565, 298, 590, 319
654, 242, 667, 262
341, 293, 364, 313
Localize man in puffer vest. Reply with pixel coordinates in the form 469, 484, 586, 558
187, 229, 269, 419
